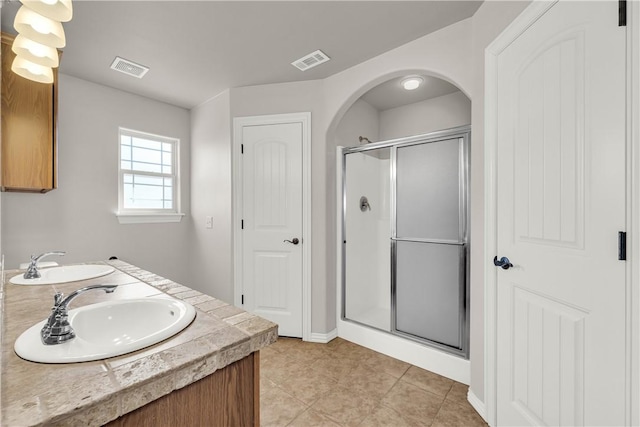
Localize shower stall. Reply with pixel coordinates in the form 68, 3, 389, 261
341, 126, 470, 358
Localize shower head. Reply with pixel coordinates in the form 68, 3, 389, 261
359, 136, 372, 144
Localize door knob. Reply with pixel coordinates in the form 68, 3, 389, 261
284, 238, 300, 245
493, 256, 513, 270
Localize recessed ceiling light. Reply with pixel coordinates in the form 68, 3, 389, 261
401, 76, 424, 91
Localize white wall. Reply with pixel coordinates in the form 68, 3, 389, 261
189, 90, 232, 301
1, 74, 192, 283
468, 1, 530, 403
335, 99, 379, 147
229, 80, 331, 333
190, 80, 339, 334
379, 91, 471, 141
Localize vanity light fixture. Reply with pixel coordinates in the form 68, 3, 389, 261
11, 34, 59, 67
401, 76, 424, 91
10, 0, 73, 84
11, 55, 54, 84
13, 5, 66, 48
21, 0, 73, 22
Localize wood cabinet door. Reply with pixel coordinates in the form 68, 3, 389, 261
1, 32, 57, 192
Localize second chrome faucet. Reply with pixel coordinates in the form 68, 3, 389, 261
41, 284, 118, 345
23, 251, 66, 279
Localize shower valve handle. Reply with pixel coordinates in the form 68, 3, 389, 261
284, 238, 300, 245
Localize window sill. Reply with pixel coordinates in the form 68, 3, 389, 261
116, 212, 185, 224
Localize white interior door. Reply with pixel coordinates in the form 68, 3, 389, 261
241, 122, 303, 338
495, 1, 626, 425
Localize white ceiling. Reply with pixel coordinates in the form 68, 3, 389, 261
1, 1, 482, 109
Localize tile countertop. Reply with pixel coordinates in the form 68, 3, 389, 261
0, 259, 278, 426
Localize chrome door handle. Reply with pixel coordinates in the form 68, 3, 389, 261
493, 256, 513, 270
284, 238, 300, 245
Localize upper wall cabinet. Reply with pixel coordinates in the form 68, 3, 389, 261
1, 32, 59, 193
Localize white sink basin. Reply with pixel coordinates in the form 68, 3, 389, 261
14, 297, 196, 363
10, 264, 115, 285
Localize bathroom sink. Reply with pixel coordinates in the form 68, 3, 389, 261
10, 264, 115, 285
14, 297, 196, 363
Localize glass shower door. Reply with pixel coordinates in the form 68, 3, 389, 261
343, 147, 392, 332
392, 136, 467, 354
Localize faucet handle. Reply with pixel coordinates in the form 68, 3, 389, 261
53, 292, 63, 307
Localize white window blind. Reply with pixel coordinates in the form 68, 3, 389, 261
117, 128, 183, 223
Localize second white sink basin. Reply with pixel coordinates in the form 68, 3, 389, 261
14, 297, 196, 363
10, 264, 115, 285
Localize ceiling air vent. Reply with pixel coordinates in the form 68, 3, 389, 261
110, 57, 149, 79
291, 49, 330, 71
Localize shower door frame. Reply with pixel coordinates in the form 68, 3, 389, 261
341, 125, 471, 358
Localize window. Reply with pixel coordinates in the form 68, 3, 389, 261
117, 128, 184, 224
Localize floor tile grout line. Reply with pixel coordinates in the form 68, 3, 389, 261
262, 374, 312, 410
429, 393, 450, 427
378, 401, 420, 426
264, 353, 342, 425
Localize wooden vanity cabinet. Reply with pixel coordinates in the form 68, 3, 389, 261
106, 352, 261, 427
1, 32, 58, 193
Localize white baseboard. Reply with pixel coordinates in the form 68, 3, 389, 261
308, 329, 338, 344
467, 389, 488, 424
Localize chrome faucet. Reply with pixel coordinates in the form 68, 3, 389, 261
23, 251, 66, 279
41, 284, 117, 345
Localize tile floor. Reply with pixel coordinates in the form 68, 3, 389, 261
260, 337, 487, 427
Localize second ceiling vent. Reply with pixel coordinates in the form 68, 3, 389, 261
291, 49, 330, 72
110, 57, 149, 79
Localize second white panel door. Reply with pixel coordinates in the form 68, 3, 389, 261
495, 1, 626, 425
241, 122, 303, 338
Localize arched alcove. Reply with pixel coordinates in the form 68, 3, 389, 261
334, 74, 471, 148
329, 72, 473, 379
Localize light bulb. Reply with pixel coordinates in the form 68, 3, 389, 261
30, 18, 51, 35
401, 77, 424, 91
14, 6, 66, 48
26, 62, 44, 75
29, 44, 47, 57
11, 55, 54, 84
12, 34, 59, 67
21, 0, 73, 22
